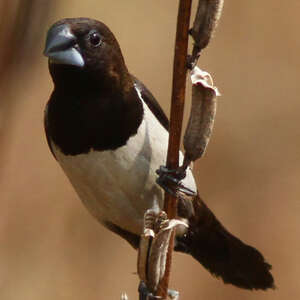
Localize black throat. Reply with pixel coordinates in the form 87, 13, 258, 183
45, 65, 144, 156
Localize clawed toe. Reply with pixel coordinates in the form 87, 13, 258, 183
156, 165, 196, 198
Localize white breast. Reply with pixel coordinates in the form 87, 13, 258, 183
52, 88, 197, 235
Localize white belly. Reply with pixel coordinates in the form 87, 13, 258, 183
52, 99, 197, 235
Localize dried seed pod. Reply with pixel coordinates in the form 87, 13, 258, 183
137, 209, 187, 294
183, 66, 220, 163
147, 217, 170, 292
188, 0, 224, 69
190, 0, 224, 50
137, 209, 156, 283
147, 218, 187, 293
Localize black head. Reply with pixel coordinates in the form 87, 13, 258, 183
44, 18, 130, 90
44, 18, 144, 155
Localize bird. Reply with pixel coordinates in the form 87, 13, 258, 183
43, 17, 274, 290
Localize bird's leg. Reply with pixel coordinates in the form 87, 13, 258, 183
156, 157, 196, 198
138, 281, 161, 300
138, 282, 179, 300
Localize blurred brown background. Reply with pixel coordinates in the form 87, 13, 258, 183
0, 1, 299, 299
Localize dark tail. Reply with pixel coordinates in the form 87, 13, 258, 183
175, 196, 274, 290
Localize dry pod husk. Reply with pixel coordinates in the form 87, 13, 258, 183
183, 66, 220, 163
137, 209, 187, 294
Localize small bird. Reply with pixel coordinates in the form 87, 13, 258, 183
43, 18, 274, 290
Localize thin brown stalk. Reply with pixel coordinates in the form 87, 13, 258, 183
155, 0, 192, 298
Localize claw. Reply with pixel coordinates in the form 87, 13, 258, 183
156, 166, 186, 180
138, 281, 161, 300
156, 166, 196, 198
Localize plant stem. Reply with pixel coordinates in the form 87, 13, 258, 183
155, 0, 192, 298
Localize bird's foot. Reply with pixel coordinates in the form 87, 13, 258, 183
156, 166, 196, 198
138, 282, 179, 300
138, 281, 160, 300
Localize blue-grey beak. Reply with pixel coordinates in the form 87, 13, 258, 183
43, 24, 84, 67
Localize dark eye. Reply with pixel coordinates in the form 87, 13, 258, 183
89, 32, 101, 46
